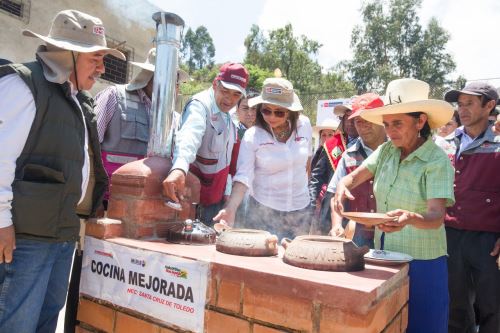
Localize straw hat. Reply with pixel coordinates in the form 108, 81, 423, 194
126, 48, 190, 91
333, 96, 358, 116
313, 118, 339, 135
360, 78, 453, 129
23, 10, 124, 60
248, 77, 303, 111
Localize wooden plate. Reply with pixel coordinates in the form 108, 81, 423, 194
341, 212, 397, 226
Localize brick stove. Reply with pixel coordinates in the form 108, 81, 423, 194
76, 10, 408, 333
80, 173, 409, 333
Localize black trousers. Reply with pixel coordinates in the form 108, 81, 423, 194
446, 227, 500, 333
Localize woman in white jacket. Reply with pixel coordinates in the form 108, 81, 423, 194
214, 77, 312, 240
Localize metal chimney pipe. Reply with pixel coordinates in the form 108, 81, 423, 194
148, 12, 185, 157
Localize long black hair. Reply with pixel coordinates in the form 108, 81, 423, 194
255, 104, 299, 137
407, 112, 431, 139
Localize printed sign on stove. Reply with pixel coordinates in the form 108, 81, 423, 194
80, 236, 209, 332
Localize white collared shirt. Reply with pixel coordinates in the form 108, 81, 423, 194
0, 73, 89, 228
234, 116, 312, 212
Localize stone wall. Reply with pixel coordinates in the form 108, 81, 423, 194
0, 0, 157, 94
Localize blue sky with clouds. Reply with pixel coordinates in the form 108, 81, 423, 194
109, 0, 500, 87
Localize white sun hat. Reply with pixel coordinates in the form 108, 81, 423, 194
23, 10, 125, 60
360, 78, 453, 129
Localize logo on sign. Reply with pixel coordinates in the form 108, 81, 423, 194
131, 258, 146, 267
94, 249, 113, 258
265, 87, 282, 95
165, 265, 188, 279
331, 146, 343, 159
93, 25, 105, 36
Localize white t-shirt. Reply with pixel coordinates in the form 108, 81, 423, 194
234, 115, 312, 212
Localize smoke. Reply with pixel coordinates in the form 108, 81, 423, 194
102, 0, 161, 29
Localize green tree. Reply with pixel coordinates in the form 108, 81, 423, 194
181, 26, 215, 73
243, 24, 322, 93
244, 63, 274, 91
348, 0, 457, 93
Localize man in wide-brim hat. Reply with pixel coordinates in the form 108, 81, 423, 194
0, 9, 124, 332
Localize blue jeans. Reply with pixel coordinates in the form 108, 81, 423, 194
0, 238, 75, 333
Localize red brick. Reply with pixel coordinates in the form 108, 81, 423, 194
129, 199, 177, 222
85, 218, 123, 239
115, 311, 159, 333
253, 323, 288, 333
110, 183, 145, 197
77, 298, 115, 332
382, 311, 402, 333
131, 225, 155, 239
243, 286, 312, 331
107, 198, 128, 220
207, 276, 217, 306
217, 280, 241, 313
400, 304, 408, 332
319, 279, 409, 333
75, 325, 95, 333
205, 310, 250, 333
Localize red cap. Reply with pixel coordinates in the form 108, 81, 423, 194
215, 63, 249, 96
348, 93, 384, 119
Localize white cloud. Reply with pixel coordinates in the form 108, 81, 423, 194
257, 0, 360, 70
257, 0, 500, 85
136, 0, 500, 87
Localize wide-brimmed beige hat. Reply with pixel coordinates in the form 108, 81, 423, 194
126, 48, 190, 91
313, 118, 339, 134
333, 96, 358, 116
23, 10, 125, 60
248, 77, 303, 111
360, 78, 453, 129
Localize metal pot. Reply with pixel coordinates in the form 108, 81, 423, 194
281, 235, 369, 271
216, 229, 279, 256
165, 219, 216, 245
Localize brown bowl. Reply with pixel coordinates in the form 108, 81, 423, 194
282, 235, 369, 271
341, 212, 396, 226
216, 229, 278, 256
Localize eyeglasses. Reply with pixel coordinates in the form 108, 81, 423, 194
260, 108, 288, 118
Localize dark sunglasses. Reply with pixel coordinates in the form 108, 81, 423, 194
260, 108, 288, 118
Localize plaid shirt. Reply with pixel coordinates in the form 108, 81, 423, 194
95, 86, 151, 143
363, 139, 455, 259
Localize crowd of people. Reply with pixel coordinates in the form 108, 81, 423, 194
0, 8, 499, 333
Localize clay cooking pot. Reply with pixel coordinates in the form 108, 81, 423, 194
216, 229, 279, 256
282, 235, 369, 271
